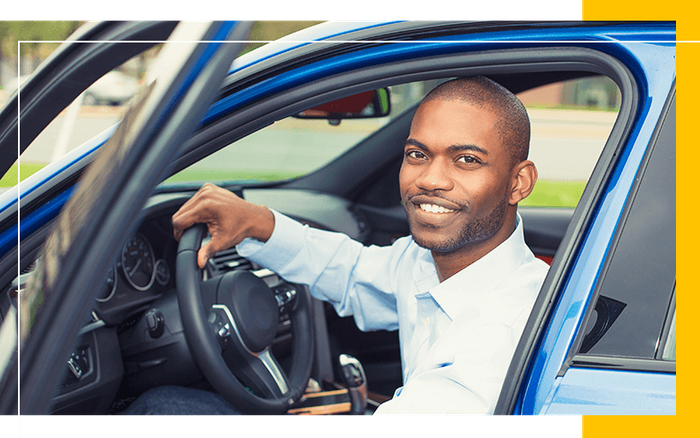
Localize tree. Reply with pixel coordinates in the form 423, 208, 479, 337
0, 21, 82, 81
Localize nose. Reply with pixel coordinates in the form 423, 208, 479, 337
414, 159, 454, 192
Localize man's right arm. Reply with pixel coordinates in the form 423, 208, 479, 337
172, 183, 402, 331
238, 210, 402, 331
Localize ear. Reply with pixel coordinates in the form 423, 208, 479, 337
508, 160, 538, 206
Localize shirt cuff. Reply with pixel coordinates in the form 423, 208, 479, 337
236, 209, 306, 272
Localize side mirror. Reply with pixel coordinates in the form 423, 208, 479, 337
295, 88, 390, 125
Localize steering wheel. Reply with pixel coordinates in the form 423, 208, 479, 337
176, 224, 314, 414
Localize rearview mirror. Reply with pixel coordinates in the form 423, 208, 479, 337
295, 88, 390, 125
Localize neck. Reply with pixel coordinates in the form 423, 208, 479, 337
431, 213, 517, 282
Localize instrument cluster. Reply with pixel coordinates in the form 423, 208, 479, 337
95, 223, 174, 310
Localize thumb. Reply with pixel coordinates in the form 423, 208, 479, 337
197, 236, 229, 269
197, 245, 213, 269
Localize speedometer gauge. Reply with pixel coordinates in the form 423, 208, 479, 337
121, 234, 156, 291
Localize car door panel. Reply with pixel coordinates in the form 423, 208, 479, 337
544, 368, 675, 415
514, 84, 676, 415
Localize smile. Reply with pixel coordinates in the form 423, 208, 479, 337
419, 204, 455, 214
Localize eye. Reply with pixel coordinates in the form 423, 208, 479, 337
457, 155, 480, 164
405, 150, 426, 160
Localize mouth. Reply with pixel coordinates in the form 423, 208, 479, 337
408, 194, 462, 215
418, 203, 455, 214
406, 195, 464, 228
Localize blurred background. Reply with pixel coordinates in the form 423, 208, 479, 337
0, 21, 322, 188
0, 21, 322, 106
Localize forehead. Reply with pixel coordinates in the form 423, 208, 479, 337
410, 99, 506, 155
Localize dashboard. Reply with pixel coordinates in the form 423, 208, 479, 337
51, 191, 325, 414
93, 215, 177, 327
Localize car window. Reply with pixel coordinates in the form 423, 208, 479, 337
165, 80, 443, 184
165, 76, 619, 205
518, 76, 619, 208
575, 94, 675, 361
1, 45, 161, 189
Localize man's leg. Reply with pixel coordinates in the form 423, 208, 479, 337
122, 386, 240, 415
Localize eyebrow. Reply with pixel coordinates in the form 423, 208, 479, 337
405, 138, 489, 156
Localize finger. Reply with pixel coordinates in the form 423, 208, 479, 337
172, 215, 195, 241
172, 184, 218, 238
172, 207, 209, 241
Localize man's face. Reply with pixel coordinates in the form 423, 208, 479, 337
399, 98, 514, 254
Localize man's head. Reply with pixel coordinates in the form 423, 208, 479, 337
399, 76, 537, 262
421, 76, 531, 168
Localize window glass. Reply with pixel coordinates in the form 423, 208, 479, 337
577, 96, 675, 359
170, 117, 389, 183
167, 76, 619, 199
2, 44, 161, 189
518, 77, 619, 208
166, 81, 442, 184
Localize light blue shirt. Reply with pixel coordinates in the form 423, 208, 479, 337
237, 210, 549, 414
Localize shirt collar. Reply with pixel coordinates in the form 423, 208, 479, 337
423, 213, 532, 320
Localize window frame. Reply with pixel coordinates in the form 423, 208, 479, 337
494, 45, 640, 415
564, 90, 676, 372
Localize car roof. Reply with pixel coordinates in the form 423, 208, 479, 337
230, 21, 397, 73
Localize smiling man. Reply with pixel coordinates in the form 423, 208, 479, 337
401, 77, 536, 281
169, 76, 549, 414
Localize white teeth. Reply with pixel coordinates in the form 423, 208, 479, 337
420, 204, 454, 214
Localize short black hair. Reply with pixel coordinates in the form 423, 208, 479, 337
421, 76, 530, 167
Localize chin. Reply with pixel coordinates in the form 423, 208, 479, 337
408, 213, 507, 255
409, 225, 469, 254
413, 236, 470, 254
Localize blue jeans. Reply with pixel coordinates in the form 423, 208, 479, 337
122, 386, 240, 415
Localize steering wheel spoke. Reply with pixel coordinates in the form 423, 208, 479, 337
222, 348, 291, 399
211, 304, 291, 398
176, 223, 313, 414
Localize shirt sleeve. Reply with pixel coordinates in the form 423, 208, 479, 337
236, 210, 405, 331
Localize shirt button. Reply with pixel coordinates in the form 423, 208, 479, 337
423, 318, 430, 327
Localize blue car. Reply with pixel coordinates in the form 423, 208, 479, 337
0, 20, 675, 415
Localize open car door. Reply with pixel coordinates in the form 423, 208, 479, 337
12, 21, 250, 415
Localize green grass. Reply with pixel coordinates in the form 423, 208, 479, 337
0, 163, 46, 187
164, 168, 304, 184
522, 180, 587, 208
2, 164, 587, 209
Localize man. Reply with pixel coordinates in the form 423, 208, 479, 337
142, 76, 548, 414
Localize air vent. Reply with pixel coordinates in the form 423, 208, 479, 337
208, 247, 254, 275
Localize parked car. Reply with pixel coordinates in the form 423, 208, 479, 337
0, 20, 675, 415
83, 70, 139, 106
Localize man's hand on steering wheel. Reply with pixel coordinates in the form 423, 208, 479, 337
172, 183, 275, 268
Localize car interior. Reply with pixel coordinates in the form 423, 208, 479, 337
3, 40, 624, 414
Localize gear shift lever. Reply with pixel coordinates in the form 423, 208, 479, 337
338, 354, 367, 414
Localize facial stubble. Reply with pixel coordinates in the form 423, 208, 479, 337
406, 189, 509, 254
